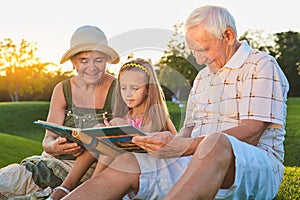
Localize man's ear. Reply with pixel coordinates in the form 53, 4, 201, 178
223, 27, 235, 45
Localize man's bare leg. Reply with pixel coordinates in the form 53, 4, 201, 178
164, 132, 235, 200
62, 153, 140, 200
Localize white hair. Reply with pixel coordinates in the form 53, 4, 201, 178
185, 5, 237, 39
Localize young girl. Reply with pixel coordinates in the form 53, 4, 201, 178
48, 58, 176, 200
111, 58, 177, 133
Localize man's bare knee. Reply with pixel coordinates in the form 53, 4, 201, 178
109, 153, 141, 174
196, 132, 232, 159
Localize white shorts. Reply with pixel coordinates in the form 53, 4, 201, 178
133, 154, 191, 200
133, 134, 284, 200
216, 135, 284, 199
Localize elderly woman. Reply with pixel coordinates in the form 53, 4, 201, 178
0, 25, 119, 199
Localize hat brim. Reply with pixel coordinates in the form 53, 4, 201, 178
60, 43, 120, 64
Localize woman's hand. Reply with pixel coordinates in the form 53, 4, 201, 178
51, 137, 83, 157
132, 131, 193, 158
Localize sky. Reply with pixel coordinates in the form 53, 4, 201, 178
1, 0, 299, 71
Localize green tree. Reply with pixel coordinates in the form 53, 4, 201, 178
272, 31, 300, 97
0, 38, 55, 101
239, 29, 275, 54
157, 23, 204, 100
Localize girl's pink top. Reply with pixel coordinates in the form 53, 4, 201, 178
126, 114, 143, 129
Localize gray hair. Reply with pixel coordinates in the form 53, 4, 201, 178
185, 5, 237, 39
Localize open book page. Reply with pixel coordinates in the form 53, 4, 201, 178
34, 120, 147, 158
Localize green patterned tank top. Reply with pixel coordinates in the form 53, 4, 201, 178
62, 79, 116, 129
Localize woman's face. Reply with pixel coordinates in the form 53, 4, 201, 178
72, 51, 107, 84
119, 70, 148, 110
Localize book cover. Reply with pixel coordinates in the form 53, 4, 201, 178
34, 120, 147, 158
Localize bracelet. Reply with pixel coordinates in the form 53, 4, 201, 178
54, 186, 71, 194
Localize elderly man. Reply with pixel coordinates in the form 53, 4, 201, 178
63, 5, 289, 200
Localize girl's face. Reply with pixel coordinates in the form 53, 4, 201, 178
73, 51, 107, 84
119, 70, 148, 110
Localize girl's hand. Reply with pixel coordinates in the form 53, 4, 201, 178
109, 117, 128, 126
103, 118, 111, 127
93, 118, 113, 127
48, 186, 69, 200
93, 123, 106, 127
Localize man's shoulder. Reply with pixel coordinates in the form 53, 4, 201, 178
247, 49, 275, 64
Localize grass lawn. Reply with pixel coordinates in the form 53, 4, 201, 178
0, 133, 43, 167
0, 99, 299, 198
0, 101, 49, 142
283, 97, 300, 166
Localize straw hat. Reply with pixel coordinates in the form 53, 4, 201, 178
60, 25, 119, 64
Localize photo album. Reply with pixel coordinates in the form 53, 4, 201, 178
34, 120, 147, 158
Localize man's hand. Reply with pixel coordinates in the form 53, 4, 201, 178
132, 131, 193, 158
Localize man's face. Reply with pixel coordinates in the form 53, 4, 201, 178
186, 24, 228, 71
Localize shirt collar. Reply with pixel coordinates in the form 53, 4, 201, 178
224, 40, 252, 69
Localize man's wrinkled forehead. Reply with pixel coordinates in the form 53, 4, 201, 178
185, 34, 199, 50
185, 24, 212, 50
185, 24, 200, 45
185, 33, 207, 51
